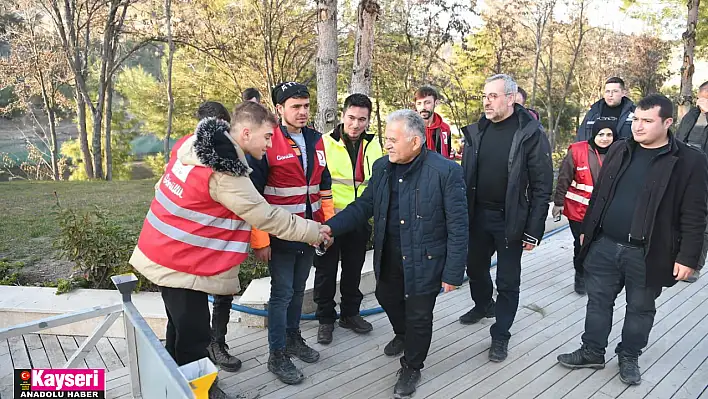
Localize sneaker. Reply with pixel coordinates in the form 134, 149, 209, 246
285, 330, 320, 363
488, 339, 509, 362
618, 353, 641, 385
574, 273, 586, 295
339, 315, 373, 333
459, 301, 495, 325
557, 346, 605, 369
393, 365, 421, 399
384, 335, 405, 356
267, 349, 304, 385
685, 270, 700, 283
317, 323, 334, 345
207, 342, 242, 372
208, 384, 260, 399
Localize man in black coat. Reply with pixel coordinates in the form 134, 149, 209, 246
322, 109, 468, 399
576, 77, 636, 142
460, 74, 554, 363
557, 94, 708, 386
675, 80, 708, 283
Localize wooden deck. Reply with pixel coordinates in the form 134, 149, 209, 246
2, 228, 708, 398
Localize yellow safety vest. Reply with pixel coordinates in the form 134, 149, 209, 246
323, 128, 383, 212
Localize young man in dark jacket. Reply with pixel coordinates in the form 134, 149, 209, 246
576, 77, 636, 142
322, 109, 468, 399
459, 74, 554, 363
675, 80, 708, 283
557, 94, 708, 386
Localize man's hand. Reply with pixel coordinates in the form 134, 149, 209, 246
318, 225, 333, 244
442, 282, 457, 293
254, 246, 271, 263
552, 205, 564, 221
674, 262, 695, 281
523, 243, 536, 251
697, 98, 708, 113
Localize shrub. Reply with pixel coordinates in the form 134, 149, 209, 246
53, 207, 155, 294
144, 153, 167, 178
0, 259, 22, 285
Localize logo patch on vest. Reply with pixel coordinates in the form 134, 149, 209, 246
576, 166, 589, 171
316, 150, 326, 166
171, 159, 194, 182
276, 153, 295, 161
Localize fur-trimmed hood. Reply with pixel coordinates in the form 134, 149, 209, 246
179, 117, 252, 176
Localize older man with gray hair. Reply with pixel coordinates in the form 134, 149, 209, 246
322, 109, 468, 398
460, 74, 553, 362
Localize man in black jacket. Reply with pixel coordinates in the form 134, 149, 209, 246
576, 77, 636, 142
557, 94, 708, 386
675, 80, 708, 283
322, 109, 468, 399
460, 74, 554, 363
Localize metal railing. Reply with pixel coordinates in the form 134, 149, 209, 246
0, 273, 216, 399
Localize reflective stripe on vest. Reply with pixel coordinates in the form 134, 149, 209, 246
562, 141, 594, 222
565, 191, 590, 206
155, 189, 250, 231
264, 184, 320, 197
570, 180, 594, 193
146, 210, 249, 253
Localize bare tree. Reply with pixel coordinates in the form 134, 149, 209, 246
314, 0, 338, 133
520, 0, 558, 107
350, 0, 380, 95
678, 0, 701, 119
164, 0, 175, 161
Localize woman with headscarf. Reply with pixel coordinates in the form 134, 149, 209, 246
553, 117, 618, 295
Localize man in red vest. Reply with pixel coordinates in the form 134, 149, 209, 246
248, 82, 335, 385
414, 85, 454, 159
130, 101, 328, 399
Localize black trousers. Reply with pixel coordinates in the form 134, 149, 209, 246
211, 294, 233, 344
161, 286, 211, 366
569, 220, 584, 276
375, 249, 438, 370
467, 208, 523, 341
313, 229, 368, 324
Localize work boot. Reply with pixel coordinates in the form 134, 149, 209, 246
685, 270, 700, 283
488, 339, 509, 363
557, 345, 605, 369
618, 353, 641, 385
384, 335, 405, 356
285, 330, 320, 363
317, 323, 334, 345
208, 384, 260, 399
339, 315, 373, 333
207, 341, 242, 372
392, 362, 421, 399
459, 301, 495, 325
574, 273, 586, 295
267, 349, 304, 385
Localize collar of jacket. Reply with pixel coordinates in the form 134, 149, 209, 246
280, 123, 322, 144
193, 117, 251, 177
592, 97, 635, 114
383, 147, 429, 177
330, 123, 375, 144
624, 130, 678, 157
474, 103, 541, 139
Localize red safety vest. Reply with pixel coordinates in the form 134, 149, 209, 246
563, 141, 599, 222
263, 126, 327, 222
137, 138, 251, 276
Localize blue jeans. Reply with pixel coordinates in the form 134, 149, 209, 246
268, 248, 315, 351
581, 235, 662, 357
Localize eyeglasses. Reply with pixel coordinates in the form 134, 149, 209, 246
479, 92, 514, 101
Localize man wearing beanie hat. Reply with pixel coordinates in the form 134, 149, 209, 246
553, 117, 618, 294
247, 81, 335, 385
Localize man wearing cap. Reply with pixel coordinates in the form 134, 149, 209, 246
247, 82, 335, 385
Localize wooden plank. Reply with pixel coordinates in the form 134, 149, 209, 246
106, 381, 132, 399
94, 337, 124, 372
39, 334, 67, 369
0, 304, 122, 340
108, 337, 128, 367
0, 339, 14, 399
76, 336, 108, 370
23, 334, 51, 369
649, 333, 708, 398
8, 335, 31, 368
672, 356, 708, 399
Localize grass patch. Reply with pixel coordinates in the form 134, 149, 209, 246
0, 179, 156, 264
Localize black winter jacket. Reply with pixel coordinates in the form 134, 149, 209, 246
675, 106, 708, 152
576, 98, 636, 142
579, 134, 708, 287
325, 148, 468, 296
461, 104, 554, 245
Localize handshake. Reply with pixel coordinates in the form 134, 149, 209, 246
313, 224, 334, 249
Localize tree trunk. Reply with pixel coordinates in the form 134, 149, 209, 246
104, 76, 114, 181
546, 24, 555, 150
76, 85, 94, 178
679, 0, 701, 119
164, 0, 175, 161
314, 0, 338, 133
350, 0, 379, 96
